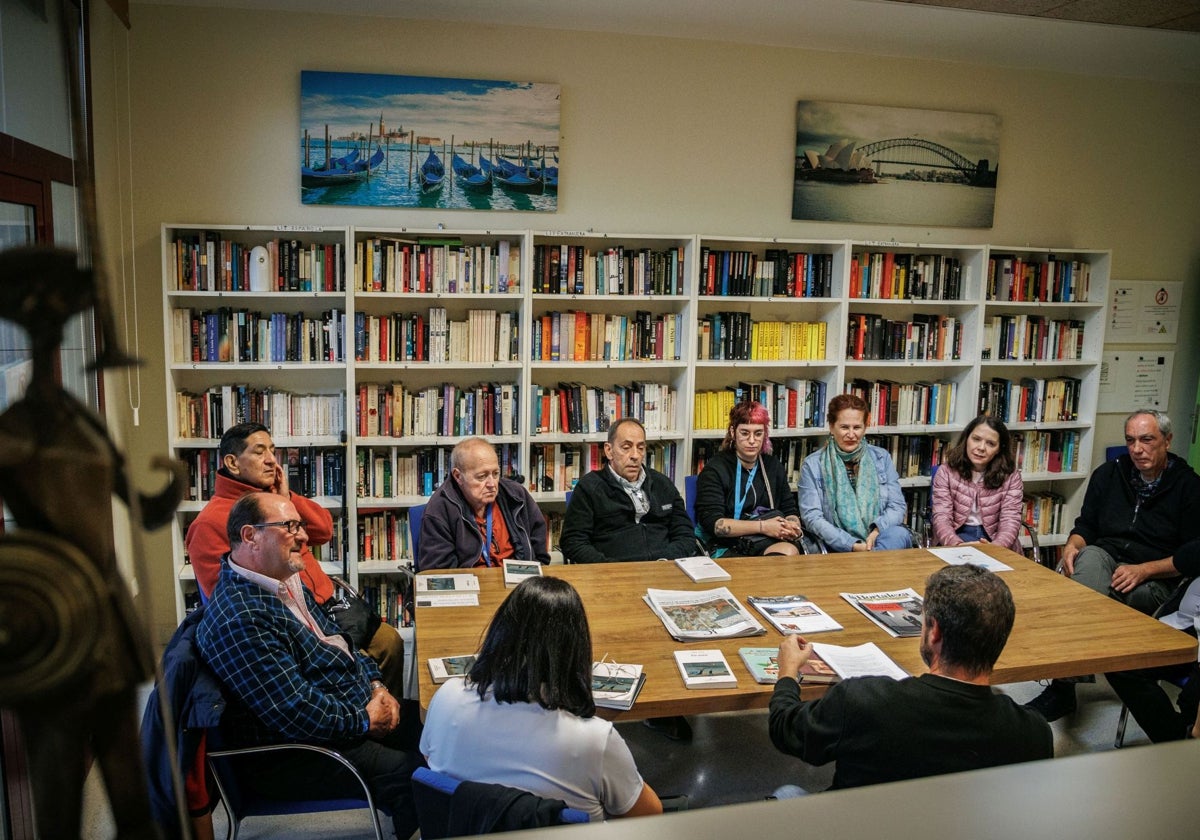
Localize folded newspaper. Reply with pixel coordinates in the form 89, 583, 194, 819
644, 587, 766, 641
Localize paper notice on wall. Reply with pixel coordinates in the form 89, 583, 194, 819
1107, 281, 1181, 343
1099, 351, 1173, 414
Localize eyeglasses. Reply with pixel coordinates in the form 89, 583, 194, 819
251, 519, 306, 535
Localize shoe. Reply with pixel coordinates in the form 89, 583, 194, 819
1024, 681, 1077, 722
643, 715, 693, 741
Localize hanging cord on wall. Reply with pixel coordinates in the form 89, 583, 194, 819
114, 25, 142, 426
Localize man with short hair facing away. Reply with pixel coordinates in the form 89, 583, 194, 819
196, 493, 420, 840
418, 437, 550, 569
560, 417, 696, 564
769, 564, 1052, 791
186, 422, 405, 693
1025, 409, 1200, 722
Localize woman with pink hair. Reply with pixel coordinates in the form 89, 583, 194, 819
694, 401, 803, 556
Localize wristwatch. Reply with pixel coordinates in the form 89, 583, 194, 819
370, 680, 387, 694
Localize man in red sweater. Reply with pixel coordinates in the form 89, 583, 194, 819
186, 423, 405, 693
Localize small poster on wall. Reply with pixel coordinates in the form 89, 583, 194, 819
792, 101, 1000, 228
300, 70, 560, 211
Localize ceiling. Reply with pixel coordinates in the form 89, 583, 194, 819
134, 1, 1200, 84
900, 0, 1200, 32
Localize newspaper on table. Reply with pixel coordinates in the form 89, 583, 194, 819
644, 586, 766, 641
925, 545, 1013, 572
839, 588, 924, 637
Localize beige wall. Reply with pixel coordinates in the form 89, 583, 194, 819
110, 4, 1200, 642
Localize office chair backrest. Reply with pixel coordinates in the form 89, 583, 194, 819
412, 766, 588, 839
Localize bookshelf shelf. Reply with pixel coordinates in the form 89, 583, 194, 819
162, 225, 1109, 619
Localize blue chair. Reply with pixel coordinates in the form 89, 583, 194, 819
412, 767, 588, 839
408, 503, 426, 570
1106, 444, 1126, 462
684, 475, 698, 523
564, 490, 573, 508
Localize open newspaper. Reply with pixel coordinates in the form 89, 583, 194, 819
809, 642, 908, 681
644, 587, 766, 641
840, 588, 924, 637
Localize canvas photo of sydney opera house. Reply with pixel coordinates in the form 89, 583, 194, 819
792, 101, 1000, 228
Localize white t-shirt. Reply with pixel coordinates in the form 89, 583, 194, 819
419, 679, 645, 821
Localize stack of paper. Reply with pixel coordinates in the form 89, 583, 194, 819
673, 555, 731, 582
809, 642, 908, 681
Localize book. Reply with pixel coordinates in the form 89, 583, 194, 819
673, 555, 731, 582
809, 642, 908, 681
428, 654, 477, 684
839, 588, 924, 637
502, 557, 544, 588
738, 646, 840, 685
591, 660, 646, 710
644, 587, 766, 641
747, 594, 843, 635
674, 649, 737, 689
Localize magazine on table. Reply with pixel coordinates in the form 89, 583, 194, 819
925, 545, 1013, 572
591, 660, 646, 710
674, 649, 737, 689
809, 642, 908, 681
747, 594, 843, 635
414, 572, 481, 607
738, 646, 840, 685
644, 587, 766, 641
839, 588, 924, 637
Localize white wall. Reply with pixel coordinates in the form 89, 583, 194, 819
113, 3, 1200, 640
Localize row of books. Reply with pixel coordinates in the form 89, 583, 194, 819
1014, 430, 1080, 474
172, 307, 346, 364
354, 237, 521, 295
977, 376, 1082, 424
698, 248, 835, 298
987, 254, 1091, 303
354, 443, 520, 499
849, 251, 964, 301
981, 315, 1086, 361
846, 312, 962, 361
866, 434, 948, 480
846, 378, 959, 427
692, 378, 829, 433
357, 509, 415, 567
698, 317, 827, 362
169, 233, 344, 293
532, 310, 682, 362
528, 441, 679, 494
531, 244, 685, 296
1022, 491, 1066, 536
182, 445, 345, 502
352, 309, 519, 364
691, 437, 823, 488
531, 381, 676, 435
355, 382, 519, 439
360, 575, 414, 628
174, 386, 345, 440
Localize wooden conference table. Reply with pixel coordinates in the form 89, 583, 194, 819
415, 546, 1197, 720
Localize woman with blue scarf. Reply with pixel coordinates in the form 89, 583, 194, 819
798, 393, 911, 552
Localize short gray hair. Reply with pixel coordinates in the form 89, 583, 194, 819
451, 437, 496, 472
1125, 409, 1172, 438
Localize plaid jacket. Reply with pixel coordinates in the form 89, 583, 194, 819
196, 559, 381, 746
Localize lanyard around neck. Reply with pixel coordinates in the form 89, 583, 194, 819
480, 504, 495, 566
733, 460, 758, 521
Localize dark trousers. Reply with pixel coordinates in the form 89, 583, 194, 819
1106, 661, 1200, 743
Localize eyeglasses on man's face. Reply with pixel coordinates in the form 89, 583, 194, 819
251, 519, 306, 535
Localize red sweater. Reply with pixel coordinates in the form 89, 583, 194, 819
185, 471, 335, 602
